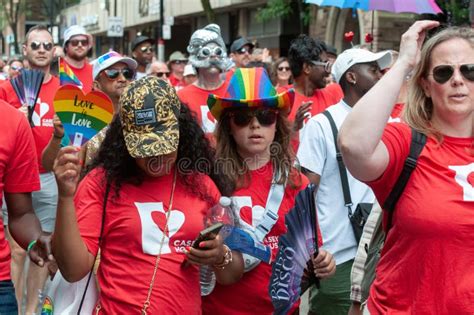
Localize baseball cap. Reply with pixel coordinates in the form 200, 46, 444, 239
131, 36, 154, 52
120, 76, 181, 158
183, 64, 196, 76
92, 51, 137, 80
63, 25, 93, 48
169, 51, 187, 62
332, 48, 392, 84
230, 38, 254, 53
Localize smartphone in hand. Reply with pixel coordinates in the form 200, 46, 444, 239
192, 222, 224, 249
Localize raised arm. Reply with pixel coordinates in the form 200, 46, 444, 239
51, 146, 95, 282
338, 21, 439, 182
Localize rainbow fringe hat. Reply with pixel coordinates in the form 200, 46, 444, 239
207, 67, 295, 120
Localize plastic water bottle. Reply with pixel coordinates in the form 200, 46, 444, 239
200, 196, 233, 296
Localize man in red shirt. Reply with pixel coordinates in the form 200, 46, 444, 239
178, 24, 232, 136
62, 25, 93, 93
0, 101, 52, 315
0, 24, 60, 314
168, 51, 188, 91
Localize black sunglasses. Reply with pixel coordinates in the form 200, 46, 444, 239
430, 64, 474, 84
30, 41, 53, 51
230, 109, 278, 127
103, 68, 135, 80
151, 71, 170, 78
278, 66, 290, 72
70, 39, 89, 47
172, 60, 187, 65
237, 47, 253, 55
140, 46, 154, 53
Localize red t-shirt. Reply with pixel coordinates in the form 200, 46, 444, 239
75, 168, 220, 314
65, 60, 93, 93
169, 73, 186, 91
202, 163, 321, 315
388, 103, 404, 123
0, 100, 40, 280
177, 82, 229, 135
367, 123, 474, 314
0, 77, 60, 173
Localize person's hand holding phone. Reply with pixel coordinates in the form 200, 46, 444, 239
185, 224, 226, 267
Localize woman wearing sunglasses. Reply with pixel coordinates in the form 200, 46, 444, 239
271, 57, 293, 89
339, 21, 474, 314
202, 68, 336, 314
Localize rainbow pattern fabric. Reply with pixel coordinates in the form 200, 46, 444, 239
40, 296, 53, 315
207, 67, 295, 120
59, 58, 83, 87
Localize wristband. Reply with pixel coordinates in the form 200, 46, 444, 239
27, 239, 37, 252
213, 245, 232, 270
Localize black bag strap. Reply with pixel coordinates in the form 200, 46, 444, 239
384, 128, 426, 229
77, 181, 111, 314
322, 110, 353, 215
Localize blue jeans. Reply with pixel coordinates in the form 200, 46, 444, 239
0, 280, 18, 315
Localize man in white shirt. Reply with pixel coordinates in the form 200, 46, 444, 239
297, 48, 392, 315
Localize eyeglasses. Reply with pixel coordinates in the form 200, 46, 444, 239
140, 46, 154, 53
172, 60, 187, 65
278, 66, 290, 72
103, 68, 135, 80
69, 39, 89, 47
230, 109, 278, 127
151, 71, 170, 78
236, 47, 253, 55
310, 60, 332, 73
30, 41, 53, 51
198, 46, 224, 58
11, 65, 23, 71
429, 64, 474, 84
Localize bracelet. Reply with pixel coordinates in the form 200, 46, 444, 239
53, 133, 64, 140
213, 245, 232, 270
27, 239, 37, 252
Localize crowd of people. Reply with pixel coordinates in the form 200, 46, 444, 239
0, 18, 472, 315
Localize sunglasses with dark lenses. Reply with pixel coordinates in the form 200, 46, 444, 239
430, 64, 474, 84
11, 65, 23, 71
198, 46, 224, 58
311, 60, 332, 73
172, 60, 187, 65
30, 41, 53, 51
69, 39, 89, 47
278, 66, 290, 72
237, 47, 253, 55
151, 71, 170, 78
140, 46, 154, 53
230, 109, 278, 127
103, 68, 135, 80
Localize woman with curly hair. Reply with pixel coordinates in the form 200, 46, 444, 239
202, 68, 336, 314
51, 77, 243, 314
271, 57, 293, 89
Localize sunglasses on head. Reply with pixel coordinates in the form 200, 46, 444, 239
30, 41, 53, 51
198, 46, 224, 58
236, 47, 253, 55
230, 109, 278, 127
429, 64, 474, 84
103, 68, 135, 80
140, 46, 154, 53
69, 39, 89, 47
310, 60, 332, 73
278, 66, 290, 72
151, 71, 170, 78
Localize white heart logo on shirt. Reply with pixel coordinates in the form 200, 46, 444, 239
449, 163, 474, 201
135, 202, 185, 255
31, 99, 49, 127
232, 196, 266, 228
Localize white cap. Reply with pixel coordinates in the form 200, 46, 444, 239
331, 48, 392, 84
92, 51, 138, 80
183, 64, 196, 77
63, 25, 93, 48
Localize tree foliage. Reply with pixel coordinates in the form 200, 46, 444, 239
201, 0, 216, 23
255, 0, 310, 33
436, 0, 471, 25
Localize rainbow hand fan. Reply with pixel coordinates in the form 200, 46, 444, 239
11, 69, 44, 126
59, 58, 83, 87
269, 184, 320, 315
53, 85, 114, 147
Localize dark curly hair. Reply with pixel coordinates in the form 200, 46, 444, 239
288, 35, 327, 78
86, 103, 231, 205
